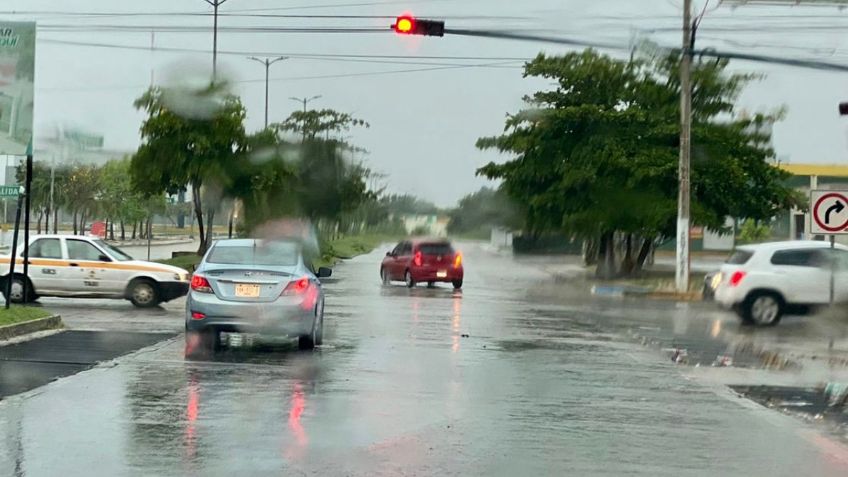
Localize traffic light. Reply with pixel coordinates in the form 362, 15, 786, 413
391, 15, 445, 37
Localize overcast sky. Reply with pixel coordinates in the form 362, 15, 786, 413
5, 0, 848, 206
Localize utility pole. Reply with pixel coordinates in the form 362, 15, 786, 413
248, 56, 287, 128
203, 0, 229, 80
676, 0, 693, 293
289, 95, 322, 141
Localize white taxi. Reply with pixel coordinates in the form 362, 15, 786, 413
0, 234, 190, 307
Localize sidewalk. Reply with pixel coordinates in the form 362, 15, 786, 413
104, 237, 193, 247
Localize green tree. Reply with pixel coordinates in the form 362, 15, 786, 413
275, 109, 369, 141
130, 85, 247, 253
61, 164, 101, 235
381, 194, 440, 216
16, 161, 51, 233
447, 187, 522, 237
478, 50, 802, 278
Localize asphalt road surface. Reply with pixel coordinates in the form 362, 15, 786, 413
2, 243, 848, 476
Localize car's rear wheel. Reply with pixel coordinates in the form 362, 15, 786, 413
380, 267, 391, 285
405, 270, 415, 288
314, 300, 325, 346
452, 279, 463, 290
298, 334, 315, 350
742, 291, 784, 326
129, 279, 160, 308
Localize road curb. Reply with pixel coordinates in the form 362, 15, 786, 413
644, 290, 703, 301
0, 315, 63, 341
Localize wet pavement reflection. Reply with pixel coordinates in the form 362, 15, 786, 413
2, 244, 848, 475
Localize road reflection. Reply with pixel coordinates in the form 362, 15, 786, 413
452, 296, 462, 353
284, 381, 308, 461
184, 371, 200, 463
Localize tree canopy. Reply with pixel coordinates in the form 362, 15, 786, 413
130, 85, 248, 253
477, 50, 803, 276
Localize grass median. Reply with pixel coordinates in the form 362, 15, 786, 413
156, 234, 397, 272
0, 306, 52, 327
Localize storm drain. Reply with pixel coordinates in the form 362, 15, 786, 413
0, 331, 176, 399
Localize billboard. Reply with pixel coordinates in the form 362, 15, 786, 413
0, 22, 35, 156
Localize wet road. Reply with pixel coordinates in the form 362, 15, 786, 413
3, 244, 848, 476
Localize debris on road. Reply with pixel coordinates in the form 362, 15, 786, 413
713, 355, 733, 367
669, 347, 688, 364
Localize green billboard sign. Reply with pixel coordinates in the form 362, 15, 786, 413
0, 22, 35, 157
0, 185, 22, 198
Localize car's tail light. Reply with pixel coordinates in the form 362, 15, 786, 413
190, 275, 213, 293
282, 276, 319, 311
413, 250, 422, 267
454, 252, 462, 268
729, 271, 746, 287
282, 277, 310, 296
191, 311, 206, 320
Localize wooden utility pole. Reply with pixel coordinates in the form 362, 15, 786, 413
676, 0, 693, 293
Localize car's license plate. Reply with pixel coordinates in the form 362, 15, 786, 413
436, 270, 447, 278
235, 283, 261, 297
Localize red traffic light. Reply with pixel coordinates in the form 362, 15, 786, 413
394, 16, 415, 34
391, 15, 445, 37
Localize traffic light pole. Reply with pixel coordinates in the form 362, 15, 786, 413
22, 153, 32, 302
4, 192, 22, 309
676, 0, 693, 293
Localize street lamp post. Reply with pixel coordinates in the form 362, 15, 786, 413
203, 0, 229, 80
248, 56, 288, 128
289, 95, 322, 141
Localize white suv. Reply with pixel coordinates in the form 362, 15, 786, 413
713, 240, 848, 326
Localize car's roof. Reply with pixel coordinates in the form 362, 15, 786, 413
212, 238, 300, 247
29, 234, 99, 240
737, 240, 848, 252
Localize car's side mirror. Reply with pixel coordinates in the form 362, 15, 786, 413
317, 267, 333, 278
98, 254, 112, 262
386, 251, 393, 257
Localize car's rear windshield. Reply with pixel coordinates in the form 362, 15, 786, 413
726, 250, 754, 265
207, 241, 299, 266
418, 243, 454, 255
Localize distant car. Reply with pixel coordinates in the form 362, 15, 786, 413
713, 240, 848, 326
380, 238, 463, 289
185, 238, 332, 353
0, 234, 189, 307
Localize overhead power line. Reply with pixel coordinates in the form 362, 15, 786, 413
38, 38, 531, 61
38, 60, 521, 93
445, 27, 848, 72
0, 10, 529, 20
37, 38, 528, 67
38, 25, 388, 34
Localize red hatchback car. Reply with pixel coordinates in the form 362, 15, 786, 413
381, 239, 463, 289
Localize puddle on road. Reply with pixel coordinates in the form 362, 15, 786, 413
732, 385, 848, 442
489, 339, 610, 353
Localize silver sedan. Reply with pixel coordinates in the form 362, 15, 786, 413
185, 238, 332, 354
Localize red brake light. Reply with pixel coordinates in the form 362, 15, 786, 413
190, 275, 212, 293
454, 252, 462, 268
729, 271, 746, 287
283, 277, 310, 295
413, 250, 422, 267
191, 311, 206, 320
